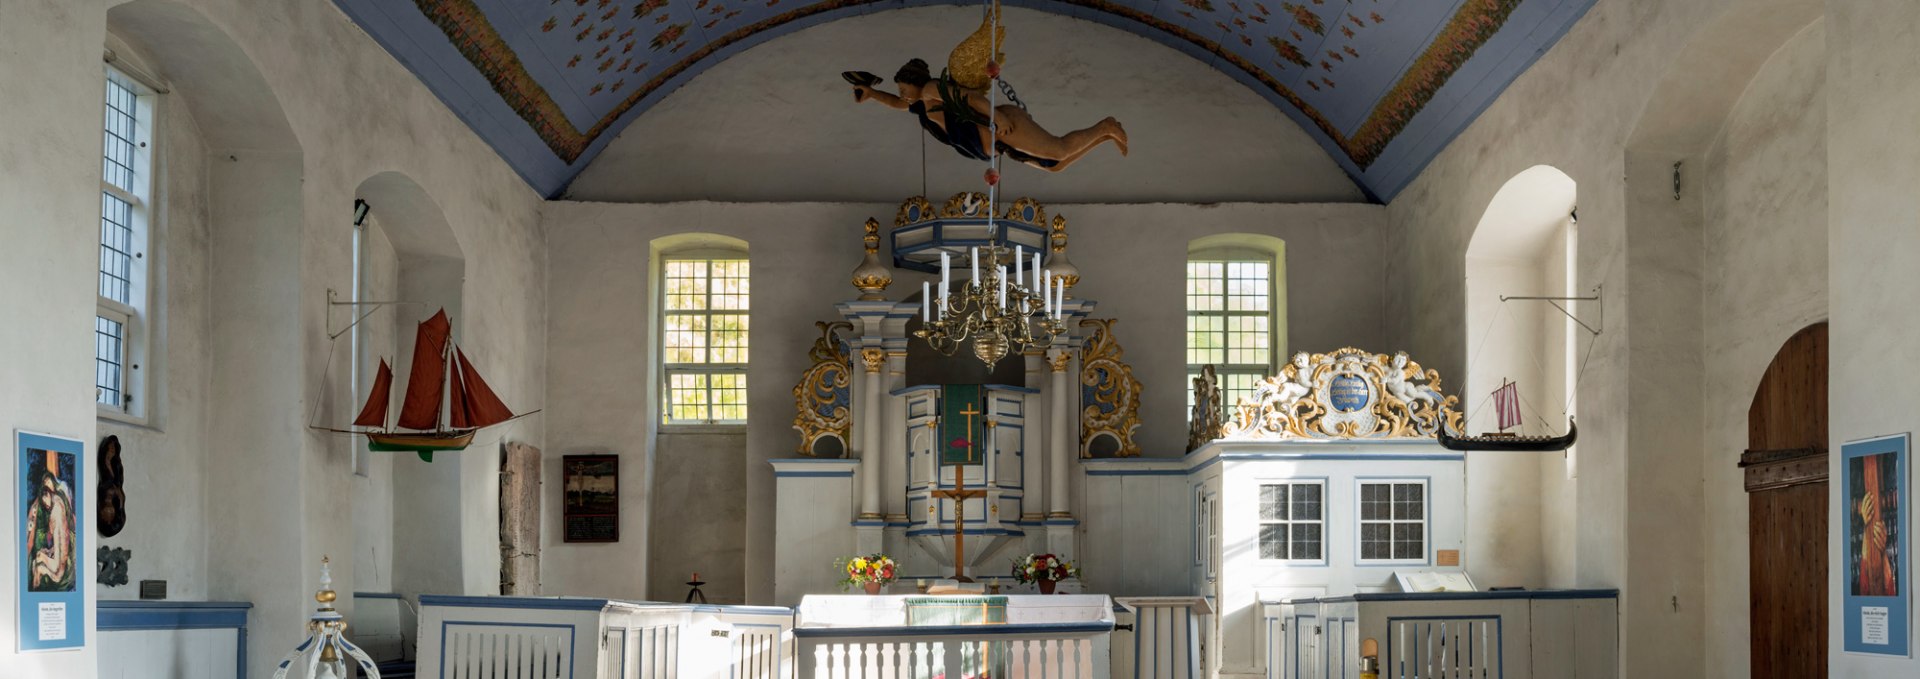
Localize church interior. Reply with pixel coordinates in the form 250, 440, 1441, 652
3, 0, 1907, 677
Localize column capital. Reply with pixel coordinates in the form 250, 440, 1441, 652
861, 347, 887, 373
1047, 349, 1072, 372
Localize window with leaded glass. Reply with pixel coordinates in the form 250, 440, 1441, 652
661, 256, 749, 425
1358, 480, 1427, 563
1187, 254, 1276, 421
1257, 481, 1324, 561
97, 67, 154, 418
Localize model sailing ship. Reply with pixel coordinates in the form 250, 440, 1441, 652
347, 309, 532, 461
1436, 378, 1576, 452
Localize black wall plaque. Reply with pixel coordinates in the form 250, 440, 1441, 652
562, 454, 619, 543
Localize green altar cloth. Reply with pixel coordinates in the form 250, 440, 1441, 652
905, 595, 1008, 626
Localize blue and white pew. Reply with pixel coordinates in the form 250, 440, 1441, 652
414, 595, 794, 679
97, 600, 251, 679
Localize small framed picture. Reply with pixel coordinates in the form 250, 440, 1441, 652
562, 455, 619, 543
1843, 433, 1910, 657
18, 431, 85, 652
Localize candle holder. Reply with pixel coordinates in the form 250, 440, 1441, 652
685, 572, 707, 604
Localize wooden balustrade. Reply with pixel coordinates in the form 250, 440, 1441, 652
416, 595, 794, 679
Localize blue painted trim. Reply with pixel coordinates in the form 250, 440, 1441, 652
768, 458, 861, 464
851, 519, 888, 527
983, 384, 1040, 394
354, 592, 404, 600
1087, 468, 1187, 476
1294, 588, 1618, 605
98, 601, 251, 679
442, 620, 577, 679
775, 471, 856, 478
421, 594, 610, 611
793, 620, 1112, 638
891, 385, 942, 397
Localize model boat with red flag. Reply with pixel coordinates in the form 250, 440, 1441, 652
346, 309, 534, 461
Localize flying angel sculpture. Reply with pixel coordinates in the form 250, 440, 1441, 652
842, 0, 1128, 172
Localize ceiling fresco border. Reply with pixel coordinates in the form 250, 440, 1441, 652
337, 0, 1594, 201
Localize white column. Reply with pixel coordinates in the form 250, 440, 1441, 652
1022, 350, 1047, 524
1048, 347, 1073, 518
883, 350, 909, 521
859, 347, 886, 519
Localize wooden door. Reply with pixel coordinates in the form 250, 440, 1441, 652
1740, 322, 1827, 678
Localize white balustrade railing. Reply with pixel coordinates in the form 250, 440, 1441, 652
793, 594, 1115, 679
1112, 596, 1213, 679
417, 595, 794, 679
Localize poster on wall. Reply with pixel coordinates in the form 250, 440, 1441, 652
1843, 433, 1910, 656
17, 431, 84, 652
562, 454, 618, 543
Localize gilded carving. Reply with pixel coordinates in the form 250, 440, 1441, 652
1223, 348, 1463, 440
1047, 349, 1071, 372
1188, 364, 1225, 451
791, 321, 853, 456
1078, 319, 1142, 458
850, 218, 893, 300
860, 347, 887, 373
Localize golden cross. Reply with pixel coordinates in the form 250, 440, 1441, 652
957, 403, 982, 462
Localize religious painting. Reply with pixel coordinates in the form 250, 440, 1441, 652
17, 431, 84, 652
1843, 434, 1910, 657
562, 454, 619, 543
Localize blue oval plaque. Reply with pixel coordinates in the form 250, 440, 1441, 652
1328, 374, 1370, 412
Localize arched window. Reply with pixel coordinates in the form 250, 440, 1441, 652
659, 244, 750, 425
1187, 236, 1286, 420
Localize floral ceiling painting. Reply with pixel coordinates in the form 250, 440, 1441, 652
335, 0, 1593, 200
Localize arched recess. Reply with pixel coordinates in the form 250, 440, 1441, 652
106, 3, 307, 678
1184, 233, 1287, 417
644, 233, 752, 603
1619, 2, 1826, 676
1461, 165, 1577, 592
348, 172, 468, 613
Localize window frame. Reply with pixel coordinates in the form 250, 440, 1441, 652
658, 252, 750, 427
96, 64, 159, 424
1186, 248, 1279, 422
1256, 478, 1328, 565
1354, 478, 1430, 566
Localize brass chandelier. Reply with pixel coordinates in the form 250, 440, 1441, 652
916, 242, 1068, 366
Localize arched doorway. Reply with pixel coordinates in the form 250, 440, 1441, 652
1740, 322, 1828, 678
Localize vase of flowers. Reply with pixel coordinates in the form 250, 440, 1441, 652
1011, 553, 1078, 594
836, 553, 898, 594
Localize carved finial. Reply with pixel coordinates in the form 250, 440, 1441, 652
1047, 215, 1080, 292
316, 556, 337, 608
851, 218, 893, 301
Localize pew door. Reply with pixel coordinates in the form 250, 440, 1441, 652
1740, 322, 1827, 679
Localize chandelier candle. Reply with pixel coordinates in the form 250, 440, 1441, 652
923, 282, 931, 322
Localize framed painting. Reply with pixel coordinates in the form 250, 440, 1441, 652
17, 431, 84, 652
1843, 433, 1910, 656
562, 454, 618, 543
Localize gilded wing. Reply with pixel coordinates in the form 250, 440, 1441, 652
946, 0, 1005, 90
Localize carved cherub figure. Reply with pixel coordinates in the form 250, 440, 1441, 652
1264, 352, 1313, 409
1383, 352, 1440, 410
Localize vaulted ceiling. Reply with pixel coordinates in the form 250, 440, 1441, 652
335, 0, 1594, 201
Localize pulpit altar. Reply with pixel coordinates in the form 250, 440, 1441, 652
773, 194, 1141, 603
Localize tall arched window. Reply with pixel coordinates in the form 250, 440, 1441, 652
1187, 236, 1286, 420
659, 246, 750, 425
95, 59, 161, 422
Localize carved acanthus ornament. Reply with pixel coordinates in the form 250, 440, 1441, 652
1188, 364, 1225, 451
860, 347, 887, 373
1223, 348, 1463, 440
791, 321, 853, 456
1047, 349, 1071, 372
1078, 319, 1141, 457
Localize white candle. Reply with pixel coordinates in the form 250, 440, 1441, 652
1054, 278, 1064, 320
971, 247, 980, 286
1014, 246, 1024, 286
1043, 270, 1054, 315
998, 267, 1008, 309
1033, 253, 1043, 290
941, 252, 951, 291
923, 282, 931, 322
940, 280, 949, 317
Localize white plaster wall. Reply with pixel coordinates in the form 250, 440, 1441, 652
1460, 260, 1547, 590
1378, 0, 1829, 674
542, 200, 1387, 603
0, 2, 107, 676
96, 42, 216, 602
1827, 1, 1920, 675
566, 6, 1364, 205
649, 432, 748, 603
1698, 21, 1828, 677
350, 222, 399, 593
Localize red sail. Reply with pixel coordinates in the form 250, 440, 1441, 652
352, 360, 394, 428
453, 347, 516, 428
448, 356, 471, 430
396, 309, 452, 430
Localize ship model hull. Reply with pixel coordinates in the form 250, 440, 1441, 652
366, 430, 477, 461
1437, 418, 1577, 452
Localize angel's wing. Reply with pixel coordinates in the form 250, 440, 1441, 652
946, 0, 1005, 90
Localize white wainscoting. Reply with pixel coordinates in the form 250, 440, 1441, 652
97, 600, 250, 679
1267, 590, 1617, 679
1112, 596, 1213, 679
416, 595, 794, 679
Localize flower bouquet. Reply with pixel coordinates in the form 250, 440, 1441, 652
836, 553, 898, 594
1010, 553, 1079, 594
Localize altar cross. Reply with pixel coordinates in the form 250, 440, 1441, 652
931, 402, 988, 581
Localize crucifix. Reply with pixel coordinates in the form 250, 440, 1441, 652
931, 402, 989, 582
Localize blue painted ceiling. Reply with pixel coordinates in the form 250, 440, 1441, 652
336, 0, 1594, 201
